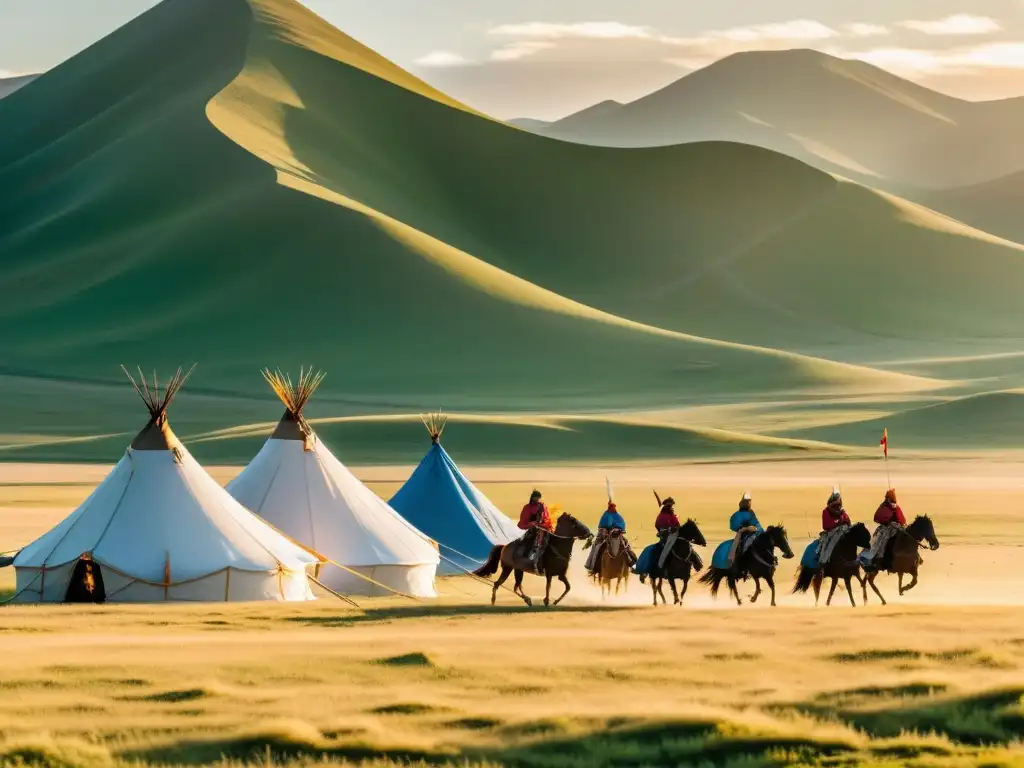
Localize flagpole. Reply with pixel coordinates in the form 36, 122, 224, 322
881, 429, 891, 489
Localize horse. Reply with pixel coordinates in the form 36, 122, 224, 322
474, 514, 593, 607
792, 522, 871, 607
699, 525, 795, 607
863, 515, 939, 605
598, 529, 630, 598
650, 519, 707, 606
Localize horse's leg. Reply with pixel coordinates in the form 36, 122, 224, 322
826, 576, 839, 606
898, 572, 905, 596
858, 571, 868, 604
552, 573, 571, 605
515, 570, 532, 607
491, 565, 512, 605
767, 573, 777, 607
668, 578, 679, 605
728, 575, 742, 606
678, 576, 689, 605
812, 573, 822, 607
844, 576, 856, 607
902, 567, 919, 593
750, 576, 761, 604
651, 578, 660, 606
544, 575, 553, 607
867, 571, 887, 606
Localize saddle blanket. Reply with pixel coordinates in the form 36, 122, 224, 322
635, 544, 657, 576
859, 524, 900, 569
711, 540, 732, 570
800, 540, 821, 570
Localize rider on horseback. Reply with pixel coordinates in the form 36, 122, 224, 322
518, 489, 553, 573
585, 501, 636, 576
727, 492, 762, 567
818, 488, 852, 565
637, 497, 681, 583
859, 488, 906, 571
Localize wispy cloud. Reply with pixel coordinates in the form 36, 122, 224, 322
898, 14, 1001, 36
845, 42, 1024, 74
845, 23, 890, 38
698, 20, 839, 44
490, 41, 556, 62
486, 19, 844, 68
489, 21, 652, 40
414, 51, 471, 68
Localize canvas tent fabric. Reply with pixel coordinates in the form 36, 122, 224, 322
226, 371, 439, 598
10, 373, 319, 603
390, 442, 520, 574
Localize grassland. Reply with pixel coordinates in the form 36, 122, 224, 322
3, 460, 1024, 766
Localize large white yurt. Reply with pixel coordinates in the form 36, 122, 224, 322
227, 369, 439, 598
7, 367, 321, 603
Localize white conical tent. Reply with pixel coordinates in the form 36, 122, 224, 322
227, 369, 439, 598
11, 367, 320, 603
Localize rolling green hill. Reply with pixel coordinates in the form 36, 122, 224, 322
789, 391, 1024, 451
0, 0, 1021, 462
532, 50, 1024, 191
922, 171, 1024, 245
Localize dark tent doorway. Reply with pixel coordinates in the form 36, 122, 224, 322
64, 557, 106, 603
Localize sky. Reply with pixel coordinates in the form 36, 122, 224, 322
2, 0, 1024, 120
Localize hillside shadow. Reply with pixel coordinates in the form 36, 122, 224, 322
785, 686, 1024, 747
288, 603, 631, 627
130, 716, 858, 767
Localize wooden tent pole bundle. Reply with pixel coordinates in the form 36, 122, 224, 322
121, 364, 196, 418
421, 410, 448, 444
263, 367, 326, 418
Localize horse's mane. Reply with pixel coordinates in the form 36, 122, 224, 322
767, 524, 787, 535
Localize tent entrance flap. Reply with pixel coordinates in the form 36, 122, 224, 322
64, 558, 106, 603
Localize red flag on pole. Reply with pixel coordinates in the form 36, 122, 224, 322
880, 428, 888, 457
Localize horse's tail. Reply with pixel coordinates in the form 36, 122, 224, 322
699, 568, 724, 597
792, 565, 816, 594
473, 545, 503, 578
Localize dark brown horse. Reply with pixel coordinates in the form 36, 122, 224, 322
474, 514, 593, 607
863, 515, 939, 605
792, 522, 871, 606
650, 519, 707, 606
700, 525, 795, 607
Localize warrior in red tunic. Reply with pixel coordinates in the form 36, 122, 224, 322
518, 489, 553, 571
861, 488, 907, 570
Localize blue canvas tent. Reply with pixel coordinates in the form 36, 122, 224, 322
390, 415, 520, 574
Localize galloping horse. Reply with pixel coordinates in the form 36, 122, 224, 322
474, 514, 593, 607
651, 519, 707, 606
793, 522, 871, 606
598, 530, 630, 598
700, 525, 795, 607
863, 515, 940, 605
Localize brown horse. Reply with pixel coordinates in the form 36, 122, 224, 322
474, 514, 593, 607
700, 525, 795, 607
792, 522, 871, 606
598, 530, 630, 598
863, 515, 939, 605
650, 519, 707, 606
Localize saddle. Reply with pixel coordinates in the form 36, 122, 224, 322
509, 533, 546, 574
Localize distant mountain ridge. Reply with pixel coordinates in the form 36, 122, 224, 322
0, 74, 38, 100
525, 49, 1024, 191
